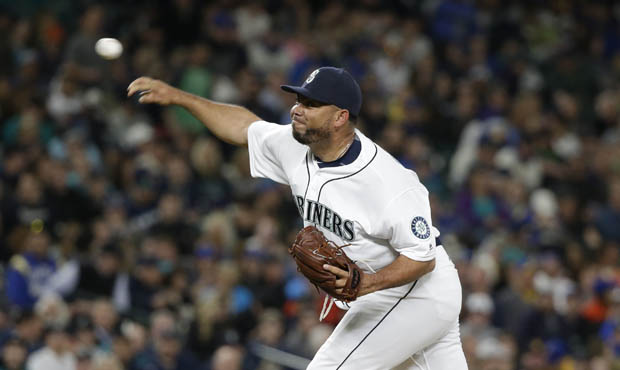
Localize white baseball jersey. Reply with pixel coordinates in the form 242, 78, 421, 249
248, 121, 452, 273
247, 121, 468, 369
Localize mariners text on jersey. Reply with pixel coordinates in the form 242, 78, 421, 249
295, 195, 355, 241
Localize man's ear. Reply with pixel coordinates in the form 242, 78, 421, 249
334, 109, 350, 128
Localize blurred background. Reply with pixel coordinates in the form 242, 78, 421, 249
0, 0, 620, 369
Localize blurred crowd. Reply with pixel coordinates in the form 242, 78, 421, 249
1, 0, 620, 369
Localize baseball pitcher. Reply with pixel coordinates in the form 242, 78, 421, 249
128, 67, 468, 369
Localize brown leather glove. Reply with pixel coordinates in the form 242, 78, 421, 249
289, 226, 362, 302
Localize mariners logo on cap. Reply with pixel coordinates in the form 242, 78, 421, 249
305, 69, 320, 84
411, 216, 430, 239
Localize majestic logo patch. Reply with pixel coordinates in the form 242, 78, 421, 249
305, 69, 319, 84
411, 216, 430, 239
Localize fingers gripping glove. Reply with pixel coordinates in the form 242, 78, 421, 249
289, 226, 362, 302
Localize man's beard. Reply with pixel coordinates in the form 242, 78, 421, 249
292, 121, 331, 144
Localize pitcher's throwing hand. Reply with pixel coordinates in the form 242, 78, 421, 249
127, 77, 179, 105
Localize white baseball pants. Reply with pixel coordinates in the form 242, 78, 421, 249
307, 264, 468, 370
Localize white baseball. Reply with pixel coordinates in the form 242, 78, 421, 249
95, 38, 123, 60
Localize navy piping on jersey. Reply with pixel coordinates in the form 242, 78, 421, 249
303, 154, 311, 202
316, 144, 378, 203
315, 137, 361, 168
302, 142, 378, 221
336, 280, 419, 369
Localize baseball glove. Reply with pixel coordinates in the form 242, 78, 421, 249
289, 226, 362, 302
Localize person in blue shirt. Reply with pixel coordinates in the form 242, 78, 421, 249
5, 230, 56, 309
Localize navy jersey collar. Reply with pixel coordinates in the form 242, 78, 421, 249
315, 136, 361, 168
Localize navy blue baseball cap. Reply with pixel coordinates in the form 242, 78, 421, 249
281, 67, 362, 117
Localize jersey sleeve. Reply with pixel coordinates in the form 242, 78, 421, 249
247, 120, 290, 185
379, 186, 437, 262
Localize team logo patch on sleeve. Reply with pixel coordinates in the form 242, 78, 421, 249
411, 216, 431, 239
